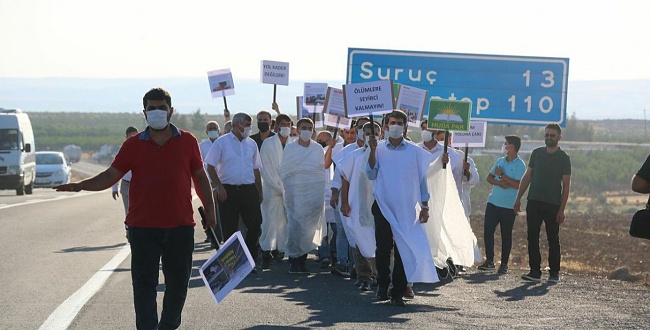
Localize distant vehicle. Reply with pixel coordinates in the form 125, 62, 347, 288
34, 151, 70, 188
0, 108, 35, 195
92, 144, 115, 164
63, 144, 82, 163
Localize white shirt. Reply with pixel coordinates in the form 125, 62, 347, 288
199, 138, 215, 161
205, 132, 261, 185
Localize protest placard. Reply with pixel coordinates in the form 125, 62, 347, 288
260, 60, 290, 86
342, 80, 394, 118
323, 87, 352, 129
207, 69, 236, 99
199, 231, 255, 305
451, 121, 488, 147
396, 84, 428, 128
296, 96, 323, 128
427, 99, 472, 132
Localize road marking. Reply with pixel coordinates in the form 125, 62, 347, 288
39, 244, 131, 330
0, 191, 104, 210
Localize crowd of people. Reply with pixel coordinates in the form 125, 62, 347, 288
55, 87, 575, 328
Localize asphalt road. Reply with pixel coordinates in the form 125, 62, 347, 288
1, 161, 648, 329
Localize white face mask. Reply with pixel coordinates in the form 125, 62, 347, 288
501, 143, 506, 154
299, 130, 312, 142
357, 131, 364, 142
388, 125, 403, 139
146, 110, 169, 130
364, 134, 378, 146
420, 130, 433, 143
207, 130, 219, 139
241, 126, 252, 138
279, 127, 291, 138
288, 137, 297, 144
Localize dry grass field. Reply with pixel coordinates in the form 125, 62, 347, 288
469, 208, 650, 284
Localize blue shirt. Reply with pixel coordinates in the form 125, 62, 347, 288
365, 138, 430, 202
487, 156, 526, 209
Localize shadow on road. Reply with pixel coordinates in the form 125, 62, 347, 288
57, 242, 127, 253
494, 282, 550, 301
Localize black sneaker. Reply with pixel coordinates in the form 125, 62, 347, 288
261, 253, 271, 271
548, 273, 560, 283
497, 264, 509, 274
446, 258, 459, 278
331, 264, 350, 277
289, 263, 302, 274
359, 281, 371, 291
521, 272, 542, 282
298, 264, 311, 274
390, 296, 406, 307
320, 258, 331, 269
478, 260, 496, 271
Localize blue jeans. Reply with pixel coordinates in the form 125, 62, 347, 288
129, 226, 194, 330
334, 210, 352, 267
318, 223, 337, 260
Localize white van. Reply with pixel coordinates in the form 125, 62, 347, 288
0, 109, 36, 195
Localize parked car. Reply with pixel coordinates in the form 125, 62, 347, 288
34, 151, 71, 188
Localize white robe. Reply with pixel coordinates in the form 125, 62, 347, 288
424, 156, 481, 268
259, 135, 288, 252
372, 142, 439, 283
279, 141, 325, 257
339, 147, 376, 258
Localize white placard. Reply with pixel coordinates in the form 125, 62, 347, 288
303, 82, 328, 113
343, 80, 394, 117
451, 121, 488, 147
396, 84, 428, 128
296, 96, 323, 128
207, 69, 235, 98
199, 231, 254, 305
323, 87, 352, 128
260, 60, 290, 86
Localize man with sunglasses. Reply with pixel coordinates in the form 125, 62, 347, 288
514, 123, 572, 283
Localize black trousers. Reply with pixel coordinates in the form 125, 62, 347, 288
129, 226, 194, 330
219, 184, 262, 259
372, 201, 406, 298
526, 199, 561, 276
483, 202, 516, 264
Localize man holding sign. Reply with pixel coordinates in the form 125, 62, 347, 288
366, 110, 438, 306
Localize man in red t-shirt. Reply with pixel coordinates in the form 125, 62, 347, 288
55, 87, 215, 330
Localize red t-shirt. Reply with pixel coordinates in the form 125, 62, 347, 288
111, 126, 203, 228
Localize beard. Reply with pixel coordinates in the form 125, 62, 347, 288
545, 139, 558, 147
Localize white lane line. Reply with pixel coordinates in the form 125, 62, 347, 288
0, 191, 105, 210
39, 244, 131, 330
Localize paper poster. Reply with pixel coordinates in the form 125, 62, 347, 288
260, 60, 290, 86
207, 69, 236, 99
451, 121, 488, 147
427, 99, 472, 132
342, 80, 394, 117
303, 83, 328, 114
396, 84, 428, 128
323, 87, 352, 129
296, 96, 323, 128
199, 231, 254, 305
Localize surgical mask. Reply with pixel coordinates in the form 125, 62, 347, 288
241, 126, 252, 138
146, 110, 169, 130
288, 137, 297, 144
421, 130, 433, 143
299, 130, 312, 142
388, 125, 403, 139
279, 127, 291, 137
207, 130, 219, 139
364, 135, 377, 146
357, 131, 364, 142
501, 143, 506, 154
257, 122, 270, 132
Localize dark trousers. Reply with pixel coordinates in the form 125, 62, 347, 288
484, 202, 516, 264
526, 199, 561, 276
129, 226, 194, 330
219, 184, 262, 259
372, 201, 406, 298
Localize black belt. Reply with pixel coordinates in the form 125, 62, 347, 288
223, 184, 255, 190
